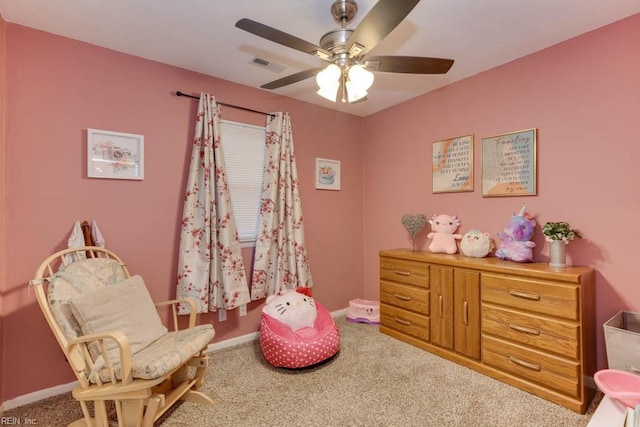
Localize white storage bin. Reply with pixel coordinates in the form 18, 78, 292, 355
604, 310, 640, 374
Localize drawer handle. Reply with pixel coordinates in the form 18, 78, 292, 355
393, 293, 411, 301
509, 290, 541, 301
508, 323, 541, 336
508, 355, 541, 372
393, 270, 411, 277
393, 317, 412, 326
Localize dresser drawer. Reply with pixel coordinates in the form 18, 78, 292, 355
481, 273, 579, 320
482, 335, 580, 397
380, 280, 430, 315
482, 305, 579, 359
380, 304, 429, 342
380, 257, 429, 288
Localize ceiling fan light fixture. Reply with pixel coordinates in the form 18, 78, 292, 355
237, 0, 455, 106
316, 64, 341, 102
348, 64, 374, 91
317, 84, 340, 102
345, 64, 374, 101
345, 80, 367, 103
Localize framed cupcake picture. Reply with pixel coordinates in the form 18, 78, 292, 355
315, 158, 341, 191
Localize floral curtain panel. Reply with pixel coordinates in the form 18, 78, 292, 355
251, 112, 313, 299
176, 93, 250, 314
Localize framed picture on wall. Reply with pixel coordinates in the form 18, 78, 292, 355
315, 158, 341, 191
481, 128, 537, 197
87, 128, 144, 180
432, 134, 474, 193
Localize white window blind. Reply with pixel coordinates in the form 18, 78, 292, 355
220, 120, 266, 244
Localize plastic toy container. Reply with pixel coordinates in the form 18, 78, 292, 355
594, 369, 640, 408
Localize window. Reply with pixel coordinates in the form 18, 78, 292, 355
220, 120, 266, 246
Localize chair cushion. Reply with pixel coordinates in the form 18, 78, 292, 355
48, 257, 128, 341
99, 324, 215, 381
69, 275, 168, 363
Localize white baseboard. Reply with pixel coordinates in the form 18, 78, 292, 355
2, 307, 349, 410
206, 331, 260, 352
2, 381, 78, 411
332, 308, 348, 318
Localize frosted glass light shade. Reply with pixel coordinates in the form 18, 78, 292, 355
346, 81, 367, 103
348, 65, 374, 91
316, 64, 341, 102
346, 65, 374, 102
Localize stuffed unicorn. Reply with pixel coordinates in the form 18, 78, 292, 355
495, 205, 536, 262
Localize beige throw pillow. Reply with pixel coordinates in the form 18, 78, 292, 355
69, 275, 168, 363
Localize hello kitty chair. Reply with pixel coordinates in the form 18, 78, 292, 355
259, 289, 340, 368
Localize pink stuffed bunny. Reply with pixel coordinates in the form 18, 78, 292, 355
427, 214, 462, 254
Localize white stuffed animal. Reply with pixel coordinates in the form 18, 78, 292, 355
262, 289, 317, 331
460, 230, 494, 258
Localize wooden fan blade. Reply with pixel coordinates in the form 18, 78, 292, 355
346, 0, 420, 57
364, 56, 454, 74
236, 18, 331, 59
260, 67, 324, 90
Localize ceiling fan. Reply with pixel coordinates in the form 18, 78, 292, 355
235, 0, 454, 104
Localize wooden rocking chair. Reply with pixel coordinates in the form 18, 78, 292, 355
30, 246, 215, 427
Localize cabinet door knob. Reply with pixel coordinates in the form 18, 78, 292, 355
508, 355, 541, 371
509, 289, 541, 301
508, 323, 541, 335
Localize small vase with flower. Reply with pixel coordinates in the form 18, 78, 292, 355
541, 221, 583, 267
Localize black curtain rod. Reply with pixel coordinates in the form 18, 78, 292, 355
176, 91, 274, 117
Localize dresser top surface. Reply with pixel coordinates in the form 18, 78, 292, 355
380, 249, 594, 284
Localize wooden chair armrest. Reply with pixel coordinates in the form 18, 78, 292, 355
66, 331, 134, 386
155, 297, 198, 329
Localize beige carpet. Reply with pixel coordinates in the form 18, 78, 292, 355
4, 316, 601, 426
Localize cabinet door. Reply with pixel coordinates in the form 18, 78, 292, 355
430, 265, 454, 350
454, 269, 481, 360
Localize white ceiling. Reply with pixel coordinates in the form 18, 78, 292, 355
1, 0, 639, 117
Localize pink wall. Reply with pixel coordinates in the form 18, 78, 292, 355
4, 12, 640, 404
363, 14, 640, 373
0, 14, 7, 408
1, 25, 363, 400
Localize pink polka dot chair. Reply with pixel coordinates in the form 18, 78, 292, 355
260, 301, 341, 368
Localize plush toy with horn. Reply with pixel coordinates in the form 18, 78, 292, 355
495, 205, 536, 262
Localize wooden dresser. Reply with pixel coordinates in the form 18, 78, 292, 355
379, 249, 596, 413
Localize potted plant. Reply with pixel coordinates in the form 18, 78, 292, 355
541, 222, 582, 267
